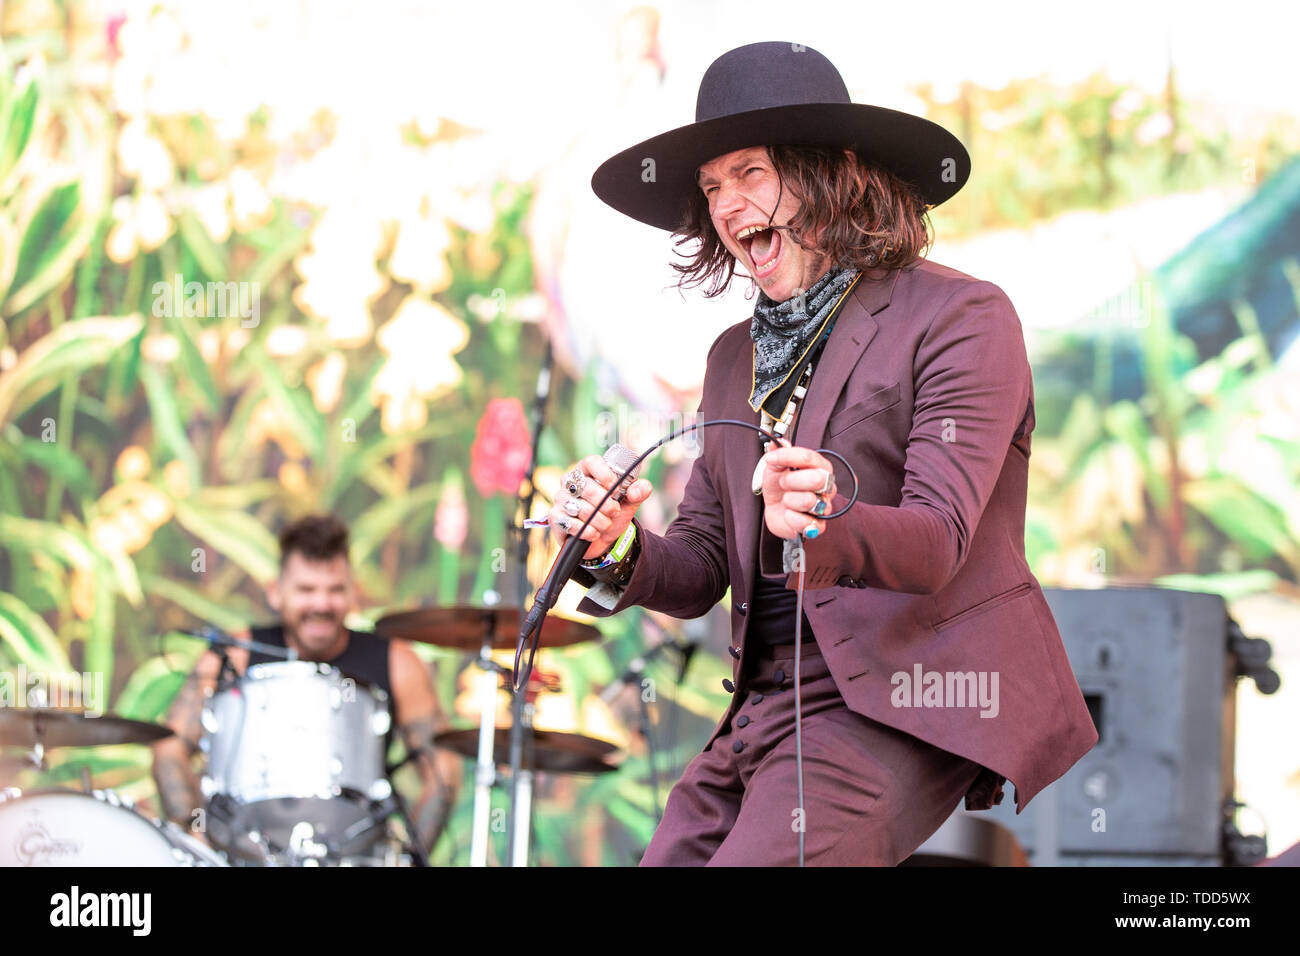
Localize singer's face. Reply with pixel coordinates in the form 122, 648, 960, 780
268, 552, 355, 659
697, 146, 831, 303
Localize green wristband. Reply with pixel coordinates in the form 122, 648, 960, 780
581, 523, 637, 570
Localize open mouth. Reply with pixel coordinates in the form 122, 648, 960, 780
738, 226, 782, 278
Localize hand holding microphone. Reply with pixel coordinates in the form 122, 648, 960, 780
549, 448, 654, 561
521, 446, 653, 650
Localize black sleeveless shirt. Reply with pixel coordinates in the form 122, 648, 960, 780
246, 623, 394, 696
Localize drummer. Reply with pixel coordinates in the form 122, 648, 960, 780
151, 514, 461, 856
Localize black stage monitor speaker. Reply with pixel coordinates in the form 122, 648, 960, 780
913, 586, 1277, 866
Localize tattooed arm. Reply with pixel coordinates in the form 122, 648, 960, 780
400, 715, 460, 854
152, 651, 219, 828
390, 640, 462, 855
152, 641, 247, 832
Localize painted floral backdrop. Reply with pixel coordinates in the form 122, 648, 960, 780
1, 1, 1297, 862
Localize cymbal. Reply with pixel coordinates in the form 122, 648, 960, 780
373, 606, 601, 651
433, 728, 620, 774
0, 710, 174, 748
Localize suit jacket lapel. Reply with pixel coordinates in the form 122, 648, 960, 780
722, 265, 902, 603
792, 268, 901, 450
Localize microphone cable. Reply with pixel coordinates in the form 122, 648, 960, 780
513, 418, 858, 688
513, 417, 860, 868
793, 543, 808, 866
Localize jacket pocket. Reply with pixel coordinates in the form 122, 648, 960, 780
932, 582, 1032, 632
826, 382, 901, 438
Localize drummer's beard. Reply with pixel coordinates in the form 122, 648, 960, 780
288, 612, 346, 657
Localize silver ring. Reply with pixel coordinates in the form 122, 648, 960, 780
565, 469, 586, 496
817, 469, 834, 497
558, 516, 572, 533
563, 498, 581, 517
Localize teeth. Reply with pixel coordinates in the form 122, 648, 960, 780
735, 225, 767, 241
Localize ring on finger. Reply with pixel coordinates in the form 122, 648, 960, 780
817, 469, 834, 497
812, 498, 829, 517
564, 469, 586, 496
563, 498, 581, 517
558, 516, 572, 533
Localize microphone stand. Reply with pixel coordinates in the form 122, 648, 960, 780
602, 641, 670, 823
189, 626, 298, 664
505, 340, 553, 867
630, 616, 701, 820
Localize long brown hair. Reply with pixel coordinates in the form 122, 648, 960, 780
671, 145, 933, 298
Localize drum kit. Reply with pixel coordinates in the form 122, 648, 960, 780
0, 709, 222, 866
0, 604, 627, 868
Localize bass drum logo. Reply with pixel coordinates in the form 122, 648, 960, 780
15, 822, 82, 866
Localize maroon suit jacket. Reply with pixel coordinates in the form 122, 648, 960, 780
579, 258, 1098, 813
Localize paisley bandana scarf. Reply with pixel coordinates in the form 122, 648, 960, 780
748, 264, 859, 415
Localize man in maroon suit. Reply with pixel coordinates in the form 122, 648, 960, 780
549, 41, 1097, 865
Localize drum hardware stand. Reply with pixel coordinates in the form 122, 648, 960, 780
508, 700, 538, 868
503, 665, 565, 865
244, 830, 280, 867
23, 691, 50, 772
371, 790, 430, 867
504, 677, 527, 866
470, 609, 509, 867
504, 339, 553, 868
213, 645, 237, 693
25, 740, 47, 772
287, 822, 329, 866
240, 828, 306, 868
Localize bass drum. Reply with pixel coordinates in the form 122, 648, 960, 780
0, 788, 227, 866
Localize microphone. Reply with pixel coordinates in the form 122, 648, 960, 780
520, 443, 641, 642
184, 625, 296, 661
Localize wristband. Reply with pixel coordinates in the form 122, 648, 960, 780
580, 523, 637, 570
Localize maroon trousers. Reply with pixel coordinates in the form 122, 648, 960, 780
641, 638, 982, 866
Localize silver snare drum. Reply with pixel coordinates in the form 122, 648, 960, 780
201, 660, 392, 863
0, 789, 227, 866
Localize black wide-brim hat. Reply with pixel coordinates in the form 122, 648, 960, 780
591, 41, 970, 232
